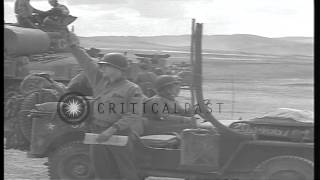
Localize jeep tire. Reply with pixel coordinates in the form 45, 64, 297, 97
254, 155, 314, 180
48, 141, 94, 180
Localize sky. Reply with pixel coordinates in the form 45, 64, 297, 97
4, 0, 314, 37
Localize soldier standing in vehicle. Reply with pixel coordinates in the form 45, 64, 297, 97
67, 33, 144, 180
14, 0, 43, 28
42, 0, 70, 28
144, 75, 198, 134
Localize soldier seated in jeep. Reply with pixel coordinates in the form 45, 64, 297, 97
143, 75, 198, 135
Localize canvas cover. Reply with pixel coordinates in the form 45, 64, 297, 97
251, 108, 313, 124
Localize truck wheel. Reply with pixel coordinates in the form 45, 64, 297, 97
48, 141, 95, 180
254, 156, 313, 180
19, 89, 58, 141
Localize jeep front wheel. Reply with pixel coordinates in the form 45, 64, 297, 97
254, 155, 314, 180
48, 141, 94, 180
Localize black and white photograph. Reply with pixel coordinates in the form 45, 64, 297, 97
4, 0, 314, 179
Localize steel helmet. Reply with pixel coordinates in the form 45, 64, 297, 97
98, 53, 128, 71
155, 75, 181, 92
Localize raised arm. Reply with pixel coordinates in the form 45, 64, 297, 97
67, 33, 99, 87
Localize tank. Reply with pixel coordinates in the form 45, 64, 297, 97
4, 24, 83, 150
4, 25, 83, 97
4, 26, 51, 55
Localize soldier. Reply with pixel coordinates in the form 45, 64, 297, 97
42, 0, 70, 28
14, 0, 43, 28
67, 71, 93, 96
67, 33, 144, 180
135, 64, 157, 98
143, 75, 197, 135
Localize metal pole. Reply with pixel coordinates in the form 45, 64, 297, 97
190, 19, 196, 106
231, 76, 235, 119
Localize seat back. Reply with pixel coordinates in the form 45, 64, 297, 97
140, 134, 179, 148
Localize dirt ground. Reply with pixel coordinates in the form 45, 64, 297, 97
4, 149, 49, 180
4, 149, 183, 180
4, 50, 313, 180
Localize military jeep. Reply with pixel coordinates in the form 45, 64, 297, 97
23, 22, 314, 180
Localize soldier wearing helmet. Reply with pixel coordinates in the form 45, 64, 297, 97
42, 0, 70, 28
67, 33, 143, 180
143, 75, 197, 135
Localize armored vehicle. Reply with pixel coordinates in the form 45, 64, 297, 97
4, 18, 83, 149
23, 22, 314, 180
4, 24, 81, 101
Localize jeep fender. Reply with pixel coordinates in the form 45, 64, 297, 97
220, 140, 314, 174
29, 115, 87, 157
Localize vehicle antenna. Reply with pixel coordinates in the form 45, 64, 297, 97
231, 75, 235, 119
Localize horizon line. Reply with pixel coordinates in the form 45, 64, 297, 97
79, 34, 314, 39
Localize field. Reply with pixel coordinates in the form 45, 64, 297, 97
4, 42, 313, 179
104, 47, 314, 120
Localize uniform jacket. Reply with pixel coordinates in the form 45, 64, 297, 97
71, 47, 144, 135
14, 0, 35, 17
144, 94, 193, 121
143, 94, 197, 135
67, 72, 93, 96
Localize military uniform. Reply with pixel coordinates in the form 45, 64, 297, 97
71, 46, 143, 180
43, 2, 70, 28
67, 72, 93, 96
144, 94, 196, 135
135, 71, 157, 97
14, 0, 42, 28
15, 0, 34, 18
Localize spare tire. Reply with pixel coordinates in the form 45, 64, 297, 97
19, 89, 59, 141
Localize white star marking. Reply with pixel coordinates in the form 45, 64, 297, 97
47, 123, 55, 130
65, 99, 82, 117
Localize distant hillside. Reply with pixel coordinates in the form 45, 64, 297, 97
276, 36, 314, 44
79, 34, 313, 56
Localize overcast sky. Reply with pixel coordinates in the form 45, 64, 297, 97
4, 0, 314, 37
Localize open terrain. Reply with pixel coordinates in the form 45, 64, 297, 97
5, 34, 313, 179
79, 34, 313, 56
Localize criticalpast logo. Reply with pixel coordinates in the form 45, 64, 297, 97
57, 92, 90, 125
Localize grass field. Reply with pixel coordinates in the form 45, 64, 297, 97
113, 47, 314, 120
185, 54, 313, 120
